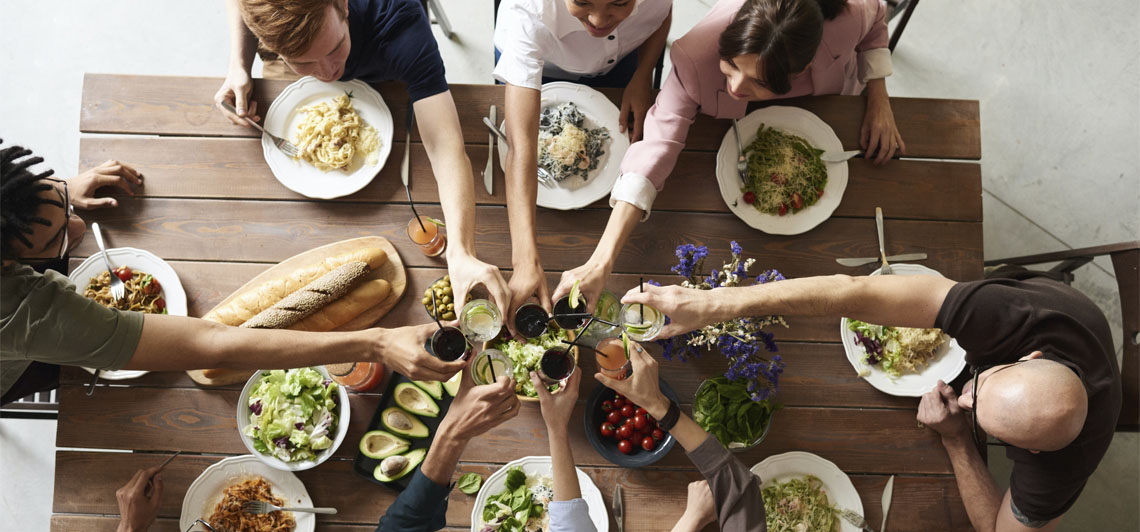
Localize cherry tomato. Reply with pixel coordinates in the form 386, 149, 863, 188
142, 277, 162, 295
616, 424, 633, 441
771, 173, 786, 185
154, 298, 166, 312
607, 411, 622, 425
635, 407, 648, 417
816, 187, 824, 199
618, 439, 634, 455
645, 413, 656, 425
778, 203, 788, 216
634, 414, 648, 431
601, 400, 615, 412
791, 192, 804, 210
613, 398, 626, 410
600, 422, 616, 438
641, 436, 656, 451
742, 191, 756, 204
653, 428, 665, 441
620, 404, 635, 418
115, 267, 133, 281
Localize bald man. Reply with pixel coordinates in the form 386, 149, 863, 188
621, 270, 1120, 531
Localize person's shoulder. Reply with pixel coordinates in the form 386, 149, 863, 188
2, 265, 72, 303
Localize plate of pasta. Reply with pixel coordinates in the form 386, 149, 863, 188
68, 247, 187, 380
751, 451, 862, 532
179, 455, 314, 532
263, 77, 394, 199
715, 106, 848, 235
498, 82, 630, 210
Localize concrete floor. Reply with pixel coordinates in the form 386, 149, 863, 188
1, 0, 1138, 530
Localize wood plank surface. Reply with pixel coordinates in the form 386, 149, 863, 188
68, 198, 983, 280
79, 136, 983, 221
80, 74, 981, 159
51, 516, 394, 532
53, 451, 970, 531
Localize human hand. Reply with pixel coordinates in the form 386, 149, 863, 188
439, 367, 520, 441
621, 284, 722, 339
594, 337, 669, 419
214, 66, 260, 126
917, 380, 970, 443
68, 160, 143, 210
532, 367, 580, 437
860, 91, 906, 166
507, 258, 551, 337
115, 466, 163, 532
375, 323, 466, 382
677, 480, 717, 530
446, 250, 512, 328
619, 73, 653, 142
552, 259, 612, 314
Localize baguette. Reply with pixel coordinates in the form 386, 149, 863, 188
291, 279, 391, 332
241, 261, 370, 329
204, 247, 387, 326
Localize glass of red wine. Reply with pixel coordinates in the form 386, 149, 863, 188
552, 294, 590, 330
423, 326, 471, 362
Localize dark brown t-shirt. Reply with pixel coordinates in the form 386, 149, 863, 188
935, 277, 1121, 522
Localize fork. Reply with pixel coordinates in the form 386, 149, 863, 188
731, 119, 749, 185
220, 100, 299, 157
91, 223, 125, 301
481, 116, 555, 188
241, 501, 337, 515
837, 507, 878, 532
875, 207, 893, 275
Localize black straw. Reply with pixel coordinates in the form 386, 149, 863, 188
405, 185, 428, 233
429, 291, 443, 329
639, 277, 645, 322
488, 353, 497, 382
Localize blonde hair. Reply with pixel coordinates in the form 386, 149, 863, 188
239, 0, 348, 58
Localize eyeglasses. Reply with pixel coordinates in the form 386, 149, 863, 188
970, 361, 1026, 447
21, 178, 74, 261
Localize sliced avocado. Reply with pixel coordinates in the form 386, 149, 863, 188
443, 371, 462, 397
373, 448, 427, 482
394, 382, 440, 418
381, 407, 429, 439
412, 380, 444, 400
359, 430, 410, 460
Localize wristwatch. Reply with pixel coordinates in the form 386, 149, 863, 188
656, 400, 681, 432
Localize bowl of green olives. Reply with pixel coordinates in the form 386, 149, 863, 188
422, 276, 470, 321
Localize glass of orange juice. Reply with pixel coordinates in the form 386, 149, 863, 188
594, 336, 631, 380
407, 216, 446, 257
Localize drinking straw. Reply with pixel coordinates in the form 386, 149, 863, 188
639, 277, 645, 322
404, 184, 428, 233
429, 292, 444, 330
488, 352, 497, 382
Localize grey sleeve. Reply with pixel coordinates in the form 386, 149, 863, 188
686, 434, 768, 532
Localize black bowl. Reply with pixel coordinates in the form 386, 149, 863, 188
583, 377, 680, 468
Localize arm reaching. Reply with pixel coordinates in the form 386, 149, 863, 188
214, 0, 261, 126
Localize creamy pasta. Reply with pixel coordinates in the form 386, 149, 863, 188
292, 94, 380, 171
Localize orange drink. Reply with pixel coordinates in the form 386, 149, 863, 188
326, 362, 386, 392
407, 216, 446, 257
595, 337, 631, 380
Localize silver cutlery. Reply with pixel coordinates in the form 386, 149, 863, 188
184, 518, 223, 532
731, 119, 749, 185
837, 507, 878, 532
821, 149, 862, 163
85, 369, 100, 396
91, 222, 125, 301
480, 117, 555, 188
875, 207, 893, 275
613, 484, 624, 532
220, 100, 299, 157
484, 105, 496, 195
241, 501, 338, 515
881, 475, 895, 532
836, 253, 927, 267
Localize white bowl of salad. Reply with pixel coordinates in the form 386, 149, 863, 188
237, 366, 350, 471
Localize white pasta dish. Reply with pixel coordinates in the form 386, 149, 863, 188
537, 102, 610, 183
292, 93, 381, 171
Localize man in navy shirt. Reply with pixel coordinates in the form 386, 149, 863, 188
215, 0, 511, 318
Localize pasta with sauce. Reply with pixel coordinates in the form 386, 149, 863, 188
292, 93, 380, 171
84, 268, 167, 314
740, 124, 827, 216
206, 477, 296, 532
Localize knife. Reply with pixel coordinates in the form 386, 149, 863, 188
401, 104, 415, 188
613, 484, 623, 532
484, 105, 496, 195
821, 149, 902, 163
881, 475, 895, 532
835, 253, 927, 267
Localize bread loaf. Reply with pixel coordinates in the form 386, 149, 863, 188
204, 247, 387, 326
291, 279, 391, 332
241, 261, 370, 329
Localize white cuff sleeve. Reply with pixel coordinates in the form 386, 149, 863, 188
857, 48, 893, 83
493, 52, 544, 90
609, 172, 658, 221
548, 498, 598, 532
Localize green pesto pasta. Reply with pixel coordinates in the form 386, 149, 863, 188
740, 125, 827, 215
762, 475, 838, 532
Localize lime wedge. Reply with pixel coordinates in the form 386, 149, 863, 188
621, 331, 630, 360
569, 280, 581, 310
625, 323, 652, 336
426, 217, 446, 227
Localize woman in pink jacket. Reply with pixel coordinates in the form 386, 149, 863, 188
553, 0, 904, 311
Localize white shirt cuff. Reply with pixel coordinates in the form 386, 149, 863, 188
857, 48, 893, 83
548, 499, 597, 532
609, 172, 658, 221
493, 53, 544, 91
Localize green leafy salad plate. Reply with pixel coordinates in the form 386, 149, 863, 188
470, 456, 608, 532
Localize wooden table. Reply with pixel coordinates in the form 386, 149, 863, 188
51, 74, 983, 531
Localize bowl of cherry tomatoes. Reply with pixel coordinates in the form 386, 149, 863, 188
583, 378, 679, 468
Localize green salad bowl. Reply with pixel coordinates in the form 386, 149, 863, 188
693, 377, 776, 453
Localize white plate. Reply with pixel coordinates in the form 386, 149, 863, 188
498, 81, 630, 210
179, 455, 315, 532
471, 455, 609, 532
715, 106, 848, 235
237, 366, 351, 471
262, 77, 394, 199
68, 247, 187, 380
840, 263, 968, 397
751, 451, 862, 532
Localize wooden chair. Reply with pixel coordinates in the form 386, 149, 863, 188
984, 241, 1140, 431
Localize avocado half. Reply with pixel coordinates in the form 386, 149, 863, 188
394, 382, 440, 418
443, 371, 462, 397
359, 430, 411, 460
381, 407, 430, 439
412, 380, 444, 400
373, 448, 426, 482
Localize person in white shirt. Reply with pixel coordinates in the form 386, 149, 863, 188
494, 0, 671, 336
529, 369, 596, 531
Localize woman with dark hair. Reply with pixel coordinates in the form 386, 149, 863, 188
553, 0, 902, 313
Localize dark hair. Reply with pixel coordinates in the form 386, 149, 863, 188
1, 141, 62, 260
718, 0, 847, 94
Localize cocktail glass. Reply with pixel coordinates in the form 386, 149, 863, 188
514, 302, 551, 339
620, 302, 664, 341
472, 348, 514, 386
552, 294, 590, 330
537, 347, 577, 386
594, 336, 632, 381
459, 299, 503, 343
407, 216, 446, 257
423, 326, 471, 362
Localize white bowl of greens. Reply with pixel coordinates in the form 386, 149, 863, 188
237, 366, 350, 471
471, 456, 608, 532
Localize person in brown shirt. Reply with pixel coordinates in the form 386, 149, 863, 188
622, 271, 1120, 531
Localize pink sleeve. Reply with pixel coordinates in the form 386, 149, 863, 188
855, 0, 890, 52
618, 43, 702, 191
